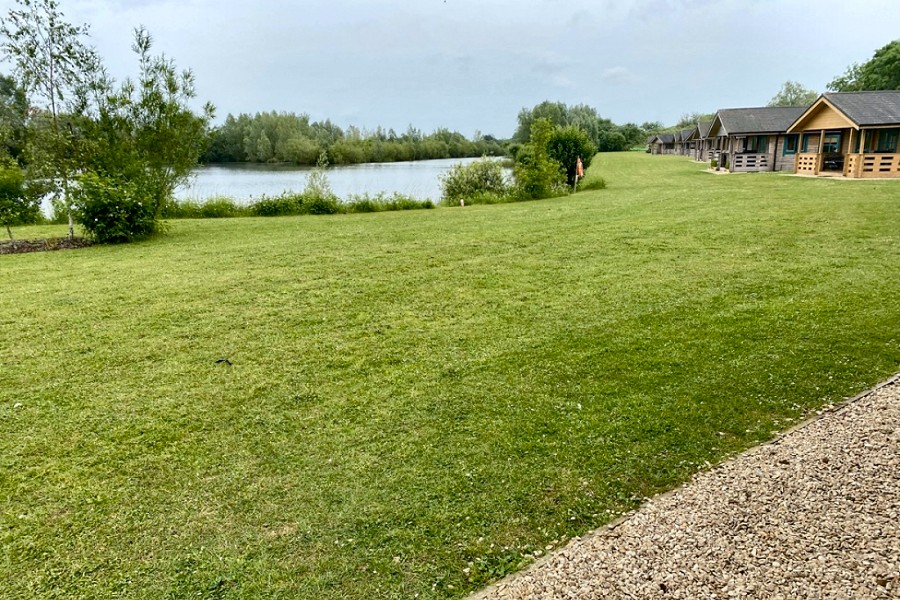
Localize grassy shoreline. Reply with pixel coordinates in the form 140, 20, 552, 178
2, 153, 898, 599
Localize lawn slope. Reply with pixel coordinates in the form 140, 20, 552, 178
2, 153, 898, 599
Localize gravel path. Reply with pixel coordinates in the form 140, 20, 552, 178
471, 376, 900, 600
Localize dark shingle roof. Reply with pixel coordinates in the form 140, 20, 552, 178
698, 120, 713, 138
680, 127, 695, 141
822, 91, 900, 126
657, 133, 675, 143
717, 106, 807, 134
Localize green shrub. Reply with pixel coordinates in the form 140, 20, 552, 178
250, 193, 304, 217
305, 194, 341, 215
710, 159, 718, 169
198, 198, 245, 218
0, 158, 42, 239
73, 172, 159, 243
344, 192, 433, 213
440, 157, 510, 205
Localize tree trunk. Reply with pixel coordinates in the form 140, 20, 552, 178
5, 223, 13, 241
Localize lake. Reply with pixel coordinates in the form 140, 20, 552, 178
176, 157, 504, 203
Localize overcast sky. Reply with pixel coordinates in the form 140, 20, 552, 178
1, 0, 898, 138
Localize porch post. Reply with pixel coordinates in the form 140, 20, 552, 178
846, 129, 855, 176
817, 130, 825, 174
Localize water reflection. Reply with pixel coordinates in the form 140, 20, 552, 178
176, 157, 505, 203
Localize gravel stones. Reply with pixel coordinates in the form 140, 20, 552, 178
472, 376, 900, 599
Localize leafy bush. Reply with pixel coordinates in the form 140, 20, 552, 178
305, 194, 341, 215
513, 119, 567, 200
250, 193, 305, 217
440, 157, 510, 205
198, 198, 245, 218
73, 172, 158, 243
344, 192, 433, 213
0, 158, 41, 239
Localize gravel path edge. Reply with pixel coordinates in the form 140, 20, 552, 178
466, 372, 900, 600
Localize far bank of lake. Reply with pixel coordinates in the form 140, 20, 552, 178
176, 157, 507, 203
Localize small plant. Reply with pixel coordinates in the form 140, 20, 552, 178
303, 152, 339, 213
710, 159, 718, 169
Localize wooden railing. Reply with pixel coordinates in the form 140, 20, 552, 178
795, 153, 818, 174
731, 153, 772, 172
859, 153, 900, 178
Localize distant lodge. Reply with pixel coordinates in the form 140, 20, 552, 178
648, 91, 900, 179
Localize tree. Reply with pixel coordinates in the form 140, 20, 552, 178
547, 126, 596, 187
598, 130, 628, 152
1, 0, 101, 240
80, 26, 213, 240
513, 118, 565, 199
675, 112, 715, 129
0, 73, 28, 162
828, 40, 900, 91
0, 156, 40, 240
768, 80, 819, 107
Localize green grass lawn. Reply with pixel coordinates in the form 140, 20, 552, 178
2, 153, 898, 599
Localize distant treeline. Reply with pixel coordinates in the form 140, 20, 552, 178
203, 112, 506, 165
512, 101, 657, 153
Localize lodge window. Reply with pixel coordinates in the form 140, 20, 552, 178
876, 128, 898, 153
822, 132, 841, 154
745, 135, 768, 153
783, 135, 798, 155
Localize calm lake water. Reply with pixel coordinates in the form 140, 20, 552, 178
176, 157, 503, 203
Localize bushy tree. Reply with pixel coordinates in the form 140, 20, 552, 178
80, 27, 213, 240
547, 126, 595, 187
514, 118, 565, 199
1, 0, 101, 239
768, 80, 818, 107
828, 40, 900, 91
0, 73, 28, 162
598, 130, 628, 152
0, 156, 40, 240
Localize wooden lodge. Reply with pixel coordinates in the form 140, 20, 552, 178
787, 91, 900, 178
649, 90, 899, 179
648, 133, 676, 155
705, 106, 806, 172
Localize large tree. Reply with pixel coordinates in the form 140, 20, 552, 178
768, 80, 819, 107
828, 39, 900, 92
0, 0, 101, 239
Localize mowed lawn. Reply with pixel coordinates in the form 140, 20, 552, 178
2, 153, 898, 599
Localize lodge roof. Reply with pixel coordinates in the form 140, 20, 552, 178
657, 133, 675, 143
714, 106, 807, 135
821, 91, 900, 126
697, 120, 713, 138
